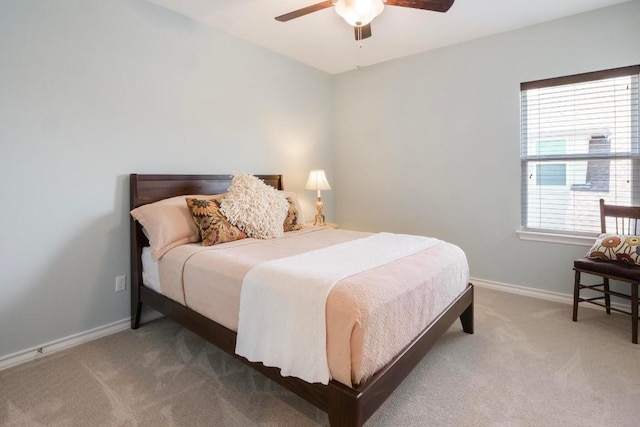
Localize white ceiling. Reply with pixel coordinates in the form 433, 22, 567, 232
146, 0, 631, 74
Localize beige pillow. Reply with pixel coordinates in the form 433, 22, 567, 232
130, 194, 222, 260
186, 198, 247, 246
220, 173, 288, 239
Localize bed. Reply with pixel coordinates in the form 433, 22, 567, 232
129, 173, 474, 426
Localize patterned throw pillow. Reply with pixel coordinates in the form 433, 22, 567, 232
283, 196, 303, 232
186, 198, 247, 246
586, 234, 640, 265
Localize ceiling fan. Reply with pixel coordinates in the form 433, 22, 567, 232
275, 0, 455, 41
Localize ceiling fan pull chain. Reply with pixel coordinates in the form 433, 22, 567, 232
356, 29, 362, 69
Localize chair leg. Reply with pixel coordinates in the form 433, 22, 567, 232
632, 283, 638, 344
603, 277, 611, 315
573, 270, 581, 322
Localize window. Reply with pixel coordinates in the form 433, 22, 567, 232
520, 65, 640, 237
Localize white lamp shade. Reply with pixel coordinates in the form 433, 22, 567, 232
305, 170, 331, 191
334, 0, 384, 27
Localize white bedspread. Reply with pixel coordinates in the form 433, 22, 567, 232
235, 232, 440, 384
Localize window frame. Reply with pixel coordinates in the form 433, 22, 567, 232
519, 65, 640, 242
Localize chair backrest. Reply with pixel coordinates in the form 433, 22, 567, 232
600, 198, 640, 234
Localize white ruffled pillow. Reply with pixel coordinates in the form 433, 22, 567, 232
220, 173, 289, 239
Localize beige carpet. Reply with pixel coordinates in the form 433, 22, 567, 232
1, 287, 639, 426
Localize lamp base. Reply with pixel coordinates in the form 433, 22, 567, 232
314, 196, 326, 226
313, 214, 326, 226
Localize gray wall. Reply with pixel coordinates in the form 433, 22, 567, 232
333, 1, 640, 292
0, 0, 333, 358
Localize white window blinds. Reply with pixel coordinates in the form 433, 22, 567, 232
520, 65, 640, 235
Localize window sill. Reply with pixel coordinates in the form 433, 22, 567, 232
516, 229, 597, 246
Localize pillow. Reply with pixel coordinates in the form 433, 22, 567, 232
586, 234, 640, 265
281, 190, 304, 225
283, 196, 303, 232
130, 194, 222, 260
220, 173, 289, 239
185, 198, 247, 246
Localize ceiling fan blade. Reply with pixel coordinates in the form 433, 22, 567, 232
275, 1, 334, 22
354, 23, 372, 41
384, 0, 455, 13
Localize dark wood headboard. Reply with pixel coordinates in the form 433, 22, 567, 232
129, 173, 284, 323
130, 174, 284, 208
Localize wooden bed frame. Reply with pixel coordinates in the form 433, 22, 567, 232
129, 173, 474, 426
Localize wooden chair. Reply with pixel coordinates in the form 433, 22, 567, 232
573, 199, 640, 344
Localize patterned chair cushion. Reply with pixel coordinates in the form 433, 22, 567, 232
586, 234, 640, 265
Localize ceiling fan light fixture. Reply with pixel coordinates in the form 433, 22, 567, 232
334, 0, 384, 27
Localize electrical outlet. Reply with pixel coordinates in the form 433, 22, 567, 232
115, 275, 126, 292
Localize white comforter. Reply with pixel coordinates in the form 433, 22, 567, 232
235, 232, 440, 384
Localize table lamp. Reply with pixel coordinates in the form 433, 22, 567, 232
305, 170, 331, 226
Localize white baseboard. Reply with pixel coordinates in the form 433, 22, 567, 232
0, 311, 163, 372
471, 277, 575, 305
470, 277, 628, 312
